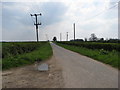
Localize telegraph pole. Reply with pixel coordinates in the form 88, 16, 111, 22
46, 34, 48, 41
30, 13, 42, 42
74, 23, 75, 41
66, 32, 68, 41
60, 33, 62, 41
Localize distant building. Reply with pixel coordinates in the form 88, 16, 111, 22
70, 39, 84, 42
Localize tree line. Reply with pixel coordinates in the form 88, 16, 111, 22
53, 33, 120, 43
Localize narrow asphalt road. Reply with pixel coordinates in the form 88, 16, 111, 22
50, 42, 118, 88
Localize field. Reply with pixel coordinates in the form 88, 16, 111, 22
56, 41, 119, 69
2, 42, 53, 70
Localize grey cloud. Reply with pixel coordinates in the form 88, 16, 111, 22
2, 2, 68, 29
2, 2, 68, 41
39, 2, 68, 27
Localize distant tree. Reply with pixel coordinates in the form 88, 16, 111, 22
53, 37, 57, 41
70, 39, 83, 42
107, 38, 120, 43
75, 39, 84, 42
105, 38, 109, 42
98, 38, 104, 42
100, 38, 104, 41
84, 38, 87, 42
89, 33, 97, 41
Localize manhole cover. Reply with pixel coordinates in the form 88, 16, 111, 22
37, 63, 48, 71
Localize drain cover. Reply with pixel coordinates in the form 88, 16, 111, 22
37, 63, 48, 71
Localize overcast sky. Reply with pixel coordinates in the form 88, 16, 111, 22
1, 0, 119, 41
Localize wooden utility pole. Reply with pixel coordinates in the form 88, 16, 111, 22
46, 34, 49, 41
60, 33, 62, 41
74, 23, 75, 41
66, 32, 68, 41
30, 13, 42, 42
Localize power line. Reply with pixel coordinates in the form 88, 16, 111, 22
26, 3, 43, 42
29, 2, 43, 27
24, 3, 36, 24
85, 2, 119, 21
30, 3, 38, 13
30, 16, 35, 23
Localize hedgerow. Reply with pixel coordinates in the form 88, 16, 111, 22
2, 42, 46, 58
57, 41, 120, 51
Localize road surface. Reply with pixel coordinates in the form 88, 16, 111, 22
50, 42, 118, 88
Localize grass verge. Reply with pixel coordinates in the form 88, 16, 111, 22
56, 43, 119, 69
2, 42, 53, 70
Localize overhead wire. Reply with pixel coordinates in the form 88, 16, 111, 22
29, 2, 42, 24
35, 1, 42, 24
84, 2, 119, 21
28, 1, 119, 26
27, 3, 37, 24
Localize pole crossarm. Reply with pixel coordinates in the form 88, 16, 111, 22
30, 13, 42, 16
34, 23, 41, 25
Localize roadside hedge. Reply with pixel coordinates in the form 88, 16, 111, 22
2, 42, 46, 58
57, 41, 120, 51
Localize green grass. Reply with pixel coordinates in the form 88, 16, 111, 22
56, 43, 119, 69
2, 42, 47, 58
2, 42, 53, 70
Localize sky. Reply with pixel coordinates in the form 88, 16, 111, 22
1, 0, 119, 41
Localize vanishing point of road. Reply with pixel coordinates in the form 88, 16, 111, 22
50, 42, 118, 88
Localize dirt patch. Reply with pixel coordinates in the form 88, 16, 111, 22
2, 56, 64, 88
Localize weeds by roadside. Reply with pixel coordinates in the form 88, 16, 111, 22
2, 42, 53, 70
56, 43, 119, 69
